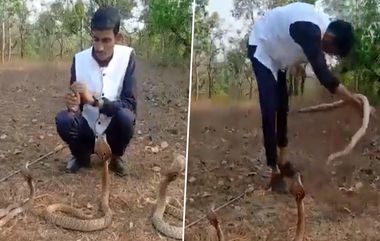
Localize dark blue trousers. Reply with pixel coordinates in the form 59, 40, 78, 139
248, 45, 289, 168
55, 108, 135, 164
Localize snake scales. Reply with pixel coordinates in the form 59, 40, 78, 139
152, 153, 185, 239
43, 134, 113, 231
0, 164, 35, 227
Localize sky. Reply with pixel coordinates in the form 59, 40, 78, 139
206, 0, 249, 50
207, 0, 248, 33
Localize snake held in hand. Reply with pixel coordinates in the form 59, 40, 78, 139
298, 93, 370, 163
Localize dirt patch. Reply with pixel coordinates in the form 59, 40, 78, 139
185, 89, 380, 240
0, 58, 189, 241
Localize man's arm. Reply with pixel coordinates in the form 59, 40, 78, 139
70, 56, 76, 85
289, 21, 340, 93
289, 21, 363, 112
63, 56, 81, 112
99, 50, 137, 117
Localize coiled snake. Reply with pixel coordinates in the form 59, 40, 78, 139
152, 153, 185, 239
0, 163, 35, 227
43, 134, 113, 231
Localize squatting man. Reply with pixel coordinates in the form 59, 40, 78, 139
55, 7, 137, 176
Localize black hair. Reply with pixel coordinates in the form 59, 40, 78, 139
91, 6, 121, 35
326, 20, 355, 57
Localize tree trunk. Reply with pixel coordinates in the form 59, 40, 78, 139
208, 69, 212, 99
161, 34, 165, 61
238, 81, 243, 99
19, 25, 24, 58
8, 21, 11, 62
249, 77, 253, 99
60, 38, 63, 59
207, 53, 213, 99
355, 75, 359, 91
80, 18, 83, 50
128, 35, 132, 46
2, 21, 5, 63
196, 65, 199, 101
289, 74, 294, 96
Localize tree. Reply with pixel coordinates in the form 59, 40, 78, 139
193, 0, 222, 99
144, 0, 193, 60
16, 0, 29, 58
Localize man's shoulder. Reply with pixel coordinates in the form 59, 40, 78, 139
74, 47, 92, 58
114, 44, 134, 54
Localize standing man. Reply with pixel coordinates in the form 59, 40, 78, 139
247, 2, 369, 193
55, 6, 137, 176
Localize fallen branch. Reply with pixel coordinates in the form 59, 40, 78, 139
185, 186, 254, 229
0, 144, 66, 183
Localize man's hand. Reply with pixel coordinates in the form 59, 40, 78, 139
65, 91, 80, 110
335, 84, 364, 114
335, 84, 376, 118
71, 82, 94, 105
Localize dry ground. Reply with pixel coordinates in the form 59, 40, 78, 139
0, 58, 189, 241
185, 80, 380, 241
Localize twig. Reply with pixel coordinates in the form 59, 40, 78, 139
0, 144, 66, 183
185, 187, 254, 228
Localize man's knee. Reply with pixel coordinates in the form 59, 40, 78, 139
114, 108, 135, 135
55, 110, 74, 132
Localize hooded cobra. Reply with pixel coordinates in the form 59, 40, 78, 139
43, 134, 113, 231
152, 153, 185, 239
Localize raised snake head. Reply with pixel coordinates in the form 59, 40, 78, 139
165, 153, 186, 182
206, 209, 219, 228
94, 134, 112, 162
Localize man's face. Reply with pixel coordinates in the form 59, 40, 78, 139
321, 32, 339, 56
91, 29, 116, 61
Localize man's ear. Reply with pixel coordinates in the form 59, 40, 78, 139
323, 31, 335, 43
116, 33, 124, 43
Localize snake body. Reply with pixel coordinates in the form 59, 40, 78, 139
152, 153, 185, 239
43, 135, 113, 231
0, 164, 35, 227
293, 173, 305, 241
298, 93, 371, 163
206, 210, 225, 241
193, 195, 304, 241
295, 93, 371, 240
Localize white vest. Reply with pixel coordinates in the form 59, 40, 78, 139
248, 2, 331, 79
75, 44, 133, 136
